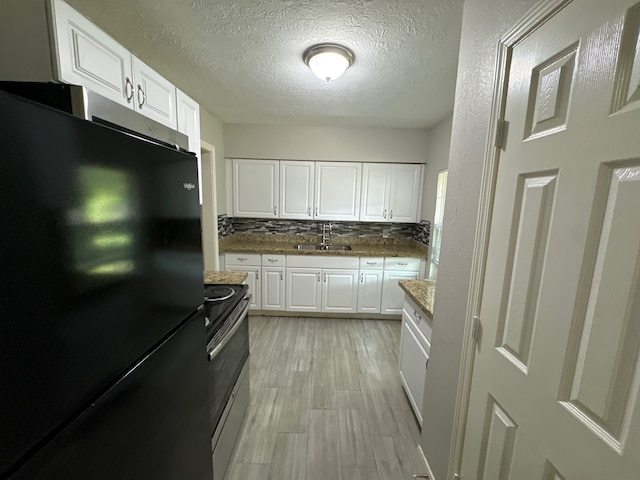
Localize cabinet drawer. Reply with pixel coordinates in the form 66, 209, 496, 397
287, 255, 358, 269
262, 254, 286, 266
224, 253, 261, 266
359, 257, 384, 270
384, 257, 421, 271
403, 296, 432, 348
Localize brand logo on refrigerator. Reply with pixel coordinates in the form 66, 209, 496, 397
183, 182, 196, 190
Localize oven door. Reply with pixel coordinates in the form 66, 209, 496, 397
206, 295, 250, 434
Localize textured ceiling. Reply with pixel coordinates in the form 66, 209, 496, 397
66, 0, 464, 128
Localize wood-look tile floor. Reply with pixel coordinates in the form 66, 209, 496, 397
224, 315, 428, 480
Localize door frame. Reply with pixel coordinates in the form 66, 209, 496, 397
201, 140, 219, 270
448, 0, 573, 477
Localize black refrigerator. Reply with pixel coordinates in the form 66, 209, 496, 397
0, 89, 213, 479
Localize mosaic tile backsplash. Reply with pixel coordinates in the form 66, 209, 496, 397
218, 215, 430, 245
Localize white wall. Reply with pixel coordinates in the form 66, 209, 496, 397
420, 1, 537, 479
200, 108, 227, 216
223, 123, 429, 164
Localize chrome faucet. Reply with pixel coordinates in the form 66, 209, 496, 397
321, 222, 332, 245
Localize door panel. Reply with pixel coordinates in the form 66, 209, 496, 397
462, 1, 640, 479
131, 56, 177, 128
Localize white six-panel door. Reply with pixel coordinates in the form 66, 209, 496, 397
461, 1, 640, 478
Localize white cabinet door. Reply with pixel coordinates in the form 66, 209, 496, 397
388, 164, 423, 223
280, 161, 314, 219
322, 269, 358, 313
176, 89, 201, 202
131, 56, 177, 128
52, 0, 134, 108
286, 268, 321, 312
261, 267, 285, 311
357, 270, 383, 314
227, 266, 261, 310
399, 312, 428, 426
233, 159, 279, 218
315, 162, 361, 221
381, 271, 419, 315
360, 163, 391, 222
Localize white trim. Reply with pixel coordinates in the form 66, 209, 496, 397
418, 444, 437, 480
200, 140, 220, 270
446, 1, 574, 479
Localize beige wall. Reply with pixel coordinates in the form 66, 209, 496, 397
223, 123, 430, 164
420, 1, 537, 479
199, 107, 225, 269
420, 115, 452, 225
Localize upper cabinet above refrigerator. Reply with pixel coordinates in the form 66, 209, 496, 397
0, 0, 190, 131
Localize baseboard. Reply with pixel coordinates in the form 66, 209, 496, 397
417, 444, 436, 480
249, 310, 402, 320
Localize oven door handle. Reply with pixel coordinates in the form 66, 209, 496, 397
207, 297, 250, 362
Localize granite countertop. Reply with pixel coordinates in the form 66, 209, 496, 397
203, 270, 248, 284
398, 279, 436, 318
218, 233, 427, 258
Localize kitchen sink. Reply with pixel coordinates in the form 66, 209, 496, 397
293, 244, 352, 251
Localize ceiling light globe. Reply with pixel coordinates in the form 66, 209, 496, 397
304, 44, 354, 82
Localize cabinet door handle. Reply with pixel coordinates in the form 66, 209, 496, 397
317, 272, 321, 282
366, 261, 377, 265
426, 358, 429, 370
360, 273, 364, 283
137, 84, 145, 108
280, 272, 283, 281
323, 273, 327, 283
307, 207, 311, 216
268, 258, 277, 263
125, 77, 134, 103
390, 209, 394, 219
383, 209, 387, 219
237, 257, 247, 262
398, 262, 408, 266
273, 206, 277, 215
256, 269, 259, 281
315, 206, 318, 216
414, 310, 422, 322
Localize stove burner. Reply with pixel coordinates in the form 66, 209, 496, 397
205, 285, 235, 302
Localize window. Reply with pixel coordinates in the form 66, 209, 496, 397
431, 169, 448, 267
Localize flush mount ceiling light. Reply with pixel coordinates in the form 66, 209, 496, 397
303, 43, 355, 82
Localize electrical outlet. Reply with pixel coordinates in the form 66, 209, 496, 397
382, 228, 391, 238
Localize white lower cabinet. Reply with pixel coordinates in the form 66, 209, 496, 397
262, 267, 285, 311
286, 255, 359, 313
398, 296, 432, 426
286, 268, 322, 312
380, 257, 420, 315
225, 253, 261, 310
322, 269, 359, 313
357, 256, 384, 314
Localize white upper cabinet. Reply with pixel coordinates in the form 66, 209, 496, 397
131, 56, 177, 128
232, 159, 279, 218
360, 163, 391, 222
51, 0, 134, 107
9, 0, 182, 129
388, 164, 423, 223
315, 162, 362, 221
360, 163, 423, 223
279, 161, 314, 220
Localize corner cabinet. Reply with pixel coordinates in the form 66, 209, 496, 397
232, 159, 279, 218
360, 163, 424, 223
315, 162, 362, 221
